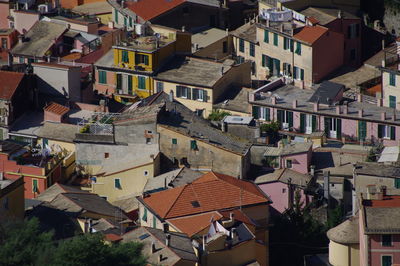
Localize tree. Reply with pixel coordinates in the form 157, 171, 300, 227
0, 218, 146, 266
207, 109, 231, 121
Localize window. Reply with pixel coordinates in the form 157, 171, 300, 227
358, 120, 367, 141
389, 95, 396, 108
104, 152, 109, 158
114, 8, 118, 23
135, 54, 149, 65
282, 188, 286, 193
382, 235, 392, 246
252, 106, 270, 121
190, 140, 198, 150
262, 54, 267, 67
395, 178, 400, 189
286, 159, 292, 168
138, 76, 146, 90
390, 72, 396, 86
192, 88, 207, 102
172, 138, 177, 145
277, 110, 293, 130
98, 70, 107, 84
156, 81, 164, 93
300, 114, 316, 133
142, 208, 147, 221
129, 17, 132, 27
273, 33, 278, 46
378, 124, 396, 140
295, 42, 302, 55
324, 117, 342, 139
122, 50, 129, 63
283, 63, 291, 76
264, 30, 269, 43
222, 41, 227, 53
293, 66, 304, 80
176, 86, 190, 99
32, 179, 38, 193
114, 178, 121, 189
1, 38, 7, 49
116, 73, 122, 91
382, 255, 392, 266
283, 37, 290, 50
239, 39, 244, 52
249, 43, 255, 57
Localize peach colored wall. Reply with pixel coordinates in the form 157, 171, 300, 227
94, 69, 116, 96
312, 30, 344, 83
0, 2, 9, 29
370, 234, 400, 266
13, 11, 40, 34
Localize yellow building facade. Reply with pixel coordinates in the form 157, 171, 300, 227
0, 177, 25, 222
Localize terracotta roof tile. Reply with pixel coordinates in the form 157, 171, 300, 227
294, 25, 329, 45
0, 71, 24, 100
44, 102, 70, 116
364, 195, 400, 208
167, 211, 223, 237
125, 0, 185, 21
141, 172, 270, 219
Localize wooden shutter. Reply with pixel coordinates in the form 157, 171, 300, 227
266, 108, 270, 121
300, 113, 305, 133
293, 67, 298, 79
378, 124, 383, 138
324, 117, 330, 136
290, 39, 294, 52
252, 106, 259, 119
358, 121, 366, 141
176, 86, 182, 97
116, 74, 122, 90
187, 87, 191, 99
192, 88, 198, 100
264, 30, 269, 43
284, 37, 288, 50
312, 115, 317, 132
144, 55, 149, 65
262, 55, 266, 67
300, 69, 304, 80
277, 110, 283, 123
288, 111, 293, 131
391, 126, 396, 140
203, 90, 208, 102
128, 75, 133, 94
337, 119, 342, 139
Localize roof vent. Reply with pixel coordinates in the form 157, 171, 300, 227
191, 200, 200, 207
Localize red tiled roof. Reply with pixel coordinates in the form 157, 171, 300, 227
307, 17, 319, 25
125, 0, 185, 21
142, 172, 270, 219
0, 71, 24, 100
44, 102, 70, 116
294, 25, 329, 45
105, 233, 122, 242
365, 195, 400, 208
167, 211, 223, 237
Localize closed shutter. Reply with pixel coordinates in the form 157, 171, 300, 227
267, 56, 273, 72
124, 16, 127, 26
129, 17, 132, 27
389, 95, 396, 108
395, 178, 400, 189
391, 126, 396, 140
274, 33, 278, 46
277, 110, 284, 123
312, 115, 317, 132
264, 30, 269, 43
358, 120, 367, 141
142, 208, 147, 221
190, 140, 198, 150
293, 67, 298, 79
252, 106, 259, 119
284, 37, 288, 50
390, 73, 396, 86
114, 8, 118, 23
192, 88, 198, 100
300, 113, 305, 133
153, 215, 157, 228
176, 86, 182, 97
324, 117, 330, 136
265, 108, 270, 121
378, 124, 383, 138
33, 179, 38, 193
300, 69, 304, 81
144, 55, 149, 65
187, 87, 191, 99
275, 59, 280, 74
290, 39, 294, 52
337, 119, 342, 139
116, 74, 122, 91
128, 75, 132, 94
296, 42, 301, 55
288, 111, 293, 131
262, 55, 266, 67
203, 90, 208, 102
239, 39, 244, 52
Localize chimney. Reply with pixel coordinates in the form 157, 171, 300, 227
377, 98, 383, 107
381, 112, 386, 120
202, 235, 207, 251
181, 26, 185, 32
313, 101, 319, 112
343, 101, 348, 114
357, 94, 363, 102
323, 171, 330, 202
229, 212, 235, 222
358, 109, 364, 118
310, 165, 315, 176
165, 233, 171, 247
382, 59, 386, 68
169, 90, 174, 102
151, 242, 156, 253
271, 96, 276, 105
108, 21, 114, 29
292, 99, 297, 108
336, 105, 341, 115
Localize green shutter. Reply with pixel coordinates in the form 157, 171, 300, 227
395, 178, 400, 189
266, 108, 270, 121
114, 179, 121, 188
288, 112, 293, 131
293, 66, 298, 79
390, 73, 396, 86
391, 126, 396, 140
262, 55, 266, 67
296, 42, 302, 55
312, 115, 317, 132
277, 110, 284, 123
33, 179, 38, 193
128, 75, 133, 94
138, 76, 146, 90
153, 215, 157, 228
144, 55, 149, 65
114, 8, 118, 23
267, 56, 273, 72
358, 121, 367, 141
172, 138, 177, 145
337, 119, 342, 139
142, 208, 147, 221
324, 117, 330, 136
264, 30, 269, 43
190, 140, 198, 150
382, 256, 392, 266
122, 50, 129, 63
99, 71, 107, 84
290, 39, 294, 52
124, 16, 127, 26
300, 113, 305, 133
203, 90, 208, 102
284, 37, 288, 50
390, 95, 396, 108
274, 59, 280, 75
116, 74, 122, 91
274, 33, 278, 46
239, 39, 244, 52
378, 124, 383, 138
250, 43, 255, 57
300, 69, 304, 80
129, 17, 132, 27
252, 106, 259, 119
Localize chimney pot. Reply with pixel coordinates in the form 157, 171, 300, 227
357, 94, 363, 102
358, 109, 364, 118
377, 98, 383, 107
165, 233, 171, 247
271, 96, 276, 105
313, 102, 319, 112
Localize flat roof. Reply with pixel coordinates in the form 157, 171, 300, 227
300, 7, 359, 25
72, 1, 112, 14
231, 22, 257, 43
192, 27, 227, 51
113, 35, 175, 53
223, 115, 253, 125
155, 57, 234, 88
